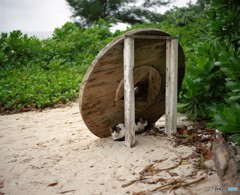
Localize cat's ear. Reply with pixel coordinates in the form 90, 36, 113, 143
139, 118, 143, 123
109, 127, 113, 132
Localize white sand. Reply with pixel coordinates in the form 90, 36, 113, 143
0, 102, 221, 195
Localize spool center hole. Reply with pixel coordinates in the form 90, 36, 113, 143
134, 81, 149, 102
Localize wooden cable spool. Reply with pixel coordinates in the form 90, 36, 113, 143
79, 28, 185, 138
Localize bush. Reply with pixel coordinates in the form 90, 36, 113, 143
177, 0, 240, 144
0, 21, 116, 112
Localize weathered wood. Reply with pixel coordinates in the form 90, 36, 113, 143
124, 37, 135, 148
165, 39, 178, 134
79, 29, 185, 138
115, 66, 161, 113
125, 35, 175, 40
97, 41, 165, 68
148, 67, 162, 103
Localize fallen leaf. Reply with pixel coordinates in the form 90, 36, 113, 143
179, 128, 188, 135
167, 171, 179, 177
0, 180, 4, 188
203, 146, 213, 160
21, 107, 33, 112
181, 160, 189, 165
48, 182, 58, 187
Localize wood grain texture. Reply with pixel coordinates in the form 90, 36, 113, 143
124, 37, 135, 147
165, 39, 178, 134
79, 28, 185, 138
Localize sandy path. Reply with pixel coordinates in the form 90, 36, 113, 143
0, 102, 221, 195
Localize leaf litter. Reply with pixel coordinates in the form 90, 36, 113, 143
0, 179, 3, 188
0, 179, 4, 195
122, 122, 215, 194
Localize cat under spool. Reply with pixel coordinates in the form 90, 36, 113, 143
110, 118, 148, 141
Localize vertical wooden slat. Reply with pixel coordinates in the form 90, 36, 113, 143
124, 37, 135, 147
165, 39, 178, 134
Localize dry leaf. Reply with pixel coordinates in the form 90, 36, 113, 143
48, 182, 58, 187
204, 146, 213, 160
167, 171, 179, 177
0, 180, 4, 188
181, 160, 189, 165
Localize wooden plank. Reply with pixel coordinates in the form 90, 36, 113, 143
124, 37, 136, 148
148, 67, 161, 103
115, 66, 155, 103
125, 35, 174, 40
84, 108, 120, 123
98, 42, 164, 65
84, 78, 121, 99
134, 38, 163, 49
82, 98, 116, 116
82, 92, 116, 109
139, 99, 165, 123
91, 69, 122, 79
165, 39, 178, 134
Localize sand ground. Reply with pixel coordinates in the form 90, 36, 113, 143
0, 102, 221, 195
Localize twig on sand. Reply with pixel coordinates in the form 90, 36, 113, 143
59, 190, 76, 194
132, 173, 207, 195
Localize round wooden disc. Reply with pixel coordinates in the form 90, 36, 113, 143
114, 66, 161, 113
79, 28, 185, 138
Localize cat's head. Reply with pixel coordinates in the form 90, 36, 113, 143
110, 124, 123, 138
110, 125, 125, 141
110, 126, 121, 134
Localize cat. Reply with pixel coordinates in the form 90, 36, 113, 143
110, 118, 148, 141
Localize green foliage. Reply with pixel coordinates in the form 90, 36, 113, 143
0, 30, 42, 68
179, 40, 228, 119
208, 0, 240, 43
172, 0, 240, 144
208, 103, 240, 145
177, 0, 240, 121
229, 134, 240, 145
208, 103, 240, 134
0, 22, 116, 112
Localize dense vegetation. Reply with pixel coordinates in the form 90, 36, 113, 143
0, 0, 239, 143
0, 21, 117, 112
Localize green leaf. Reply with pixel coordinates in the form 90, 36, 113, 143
229, 134, 240, 145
